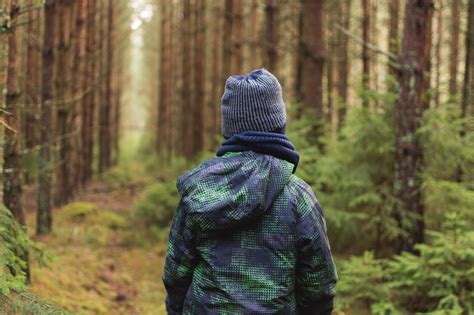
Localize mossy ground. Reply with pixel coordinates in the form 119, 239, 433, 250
24, 172, 168, 314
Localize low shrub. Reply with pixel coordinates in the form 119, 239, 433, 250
336, 213, 474, 314
0, 206, 70, 314
0, 206, 29, 295
58, 202, 127, 246
130, 181, 179, 242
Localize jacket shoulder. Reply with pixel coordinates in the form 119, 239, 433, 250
287, 175, 317, 199
287, 175, 321, 218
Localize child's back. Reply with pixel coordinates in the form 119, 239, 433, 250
163, 69, 337, 314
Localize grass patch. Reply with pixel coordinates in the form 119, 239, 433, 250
27, 188, 168, 314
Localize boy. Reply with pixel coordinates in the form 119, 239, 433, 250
163, 69, 337, 314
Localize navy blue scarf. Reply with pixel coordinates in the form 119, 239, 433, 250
216, 131, 300, 173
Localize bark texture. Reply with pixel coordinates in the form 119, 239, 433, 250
300, 0, 325, 119
265, 0, 279, 72
3, 0, 24, 224
37, 0, 56, 235
394, 0, 434, 253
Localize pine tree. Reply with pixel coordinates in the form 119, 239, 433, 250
37, 0, 56, 235
394, 0, 434, 253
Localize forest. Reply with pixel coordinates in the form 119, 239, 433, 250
0, 0, 473, 314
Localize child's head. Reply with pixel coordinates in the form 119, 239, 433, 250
220, 68, 287, 138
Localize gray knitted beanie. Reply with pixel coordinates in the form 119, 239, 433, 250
221, 68, 287, 138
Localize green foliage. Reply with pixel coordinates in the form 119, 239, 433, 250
0, 206, 70, 314
307, 89, 399, 253
419, 104, 467, 180
131, 181, 179, 242
288, 91, 473, 255
0, 206, 28, 295
0, 292, 72, 315
419, 104, 474, 229
387, 213, 474, 314
101, 161, 149, 188
143, 154, 189, 182
286, 107, 322, 186
336, 214, 474, 314
336, 252, 390, 310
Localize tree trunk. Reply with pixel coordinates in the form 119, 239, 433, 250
82, 0, 96, 184
434, 0, 443, 107
193, 0, 206, 154
249, 0, 259, 70
394, 0, 434, 253
265, 0, 279, 73
294, 8, 304, 108
300, 0, 325, 121
99, 0, 113, 173
327, 25, 335, 135
55, 0, 73, 207
157, 1, 170, 156
388, 0, 400, 75
210, 1, 222, 141
112, 44, 122, 165
461, 0, 474, 131
37, 0, 56, 235
449, 0, 460, 96
24, 1, 40, 155
336, 0, 351, 128
3, 0, 24, 225
166, 3, 174, 158
222, 0, 233, 77
181, 0, 192, 157
361, 0, 371, 107
232, 0, 243, 74
71, 0, 88, 190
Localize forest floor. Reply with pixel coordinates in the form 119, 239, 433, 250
24, 174, 169, 314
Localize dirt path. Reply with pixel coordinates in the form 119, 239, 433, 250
25, 179, 168, 314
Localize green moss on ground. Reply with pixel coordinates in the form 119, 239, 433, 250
27, 185, 168, 314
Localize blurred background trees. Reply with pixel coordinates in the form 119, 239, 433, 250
0, 0, 473, 313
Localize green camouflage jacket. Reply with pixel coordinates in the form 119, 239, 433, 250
163, 151, 337, 314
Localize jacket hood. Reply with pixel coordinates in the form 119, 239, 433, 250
177, 151, 294, 233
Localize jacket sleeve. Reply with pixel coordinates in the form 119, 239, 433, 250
294, 185, 338, 315
163, 200, 198, 315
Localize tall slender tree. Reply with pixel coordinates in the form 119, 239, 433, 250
181, 0, 192, 157
71, 0, 88, 190
434, 0, 443, 107
157, 0, 170, 157
37, 0, 57, 235
82, 0, 96, 184
265, 0, 279, 72
24, 0, 40, 154
222, 0, 233, 78
249, 0, 259, 70
300, 0, 325, 130
388, 0, 400, 75
361, 0, 371, 107
462, 0, 474, 123
99, 0, 113, 173
449, 0, 460, 96
210, 1, 222, 141
336, 0, 351, 128
55, 0, 73, 206
394, 0, 434, 253
193, 0, 206, 154
3, 0, 24, 224
232, 0, 243, 74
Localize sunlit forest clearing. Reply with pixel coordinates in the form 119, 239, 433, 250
1, 0, 473, 314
